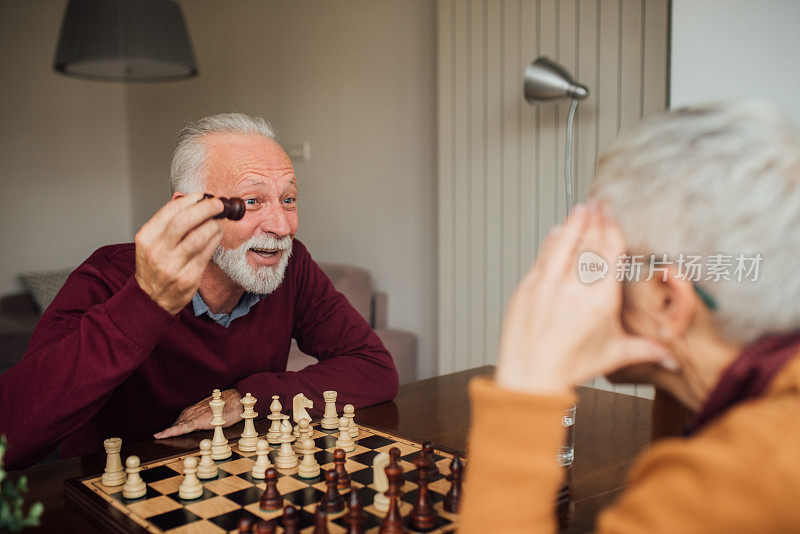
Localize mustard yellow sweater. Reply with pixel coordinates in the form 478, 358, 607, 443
459, 356, 800, 533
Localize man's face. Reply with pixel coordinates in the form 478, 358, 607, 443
203, 134, 299, 293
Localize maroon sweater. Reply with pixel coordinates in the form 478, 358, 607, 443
0, 240, 398, 469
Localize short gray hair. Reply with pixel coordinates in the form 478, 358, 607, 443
170, 113, 277, 194
591, 101, 800, 344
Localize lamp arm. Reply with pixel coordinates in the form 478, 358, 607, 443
565, 98, 579, 213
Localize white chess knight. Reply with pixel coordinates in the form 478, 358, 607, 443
292, 393, 313, 425
274, 418, 299, 469
251, 439, 272, 479
196, 439, 218, 479
238, 393, 259, 452
334, 416, 356, 452
266, 395, 284, 444
178, 456, 204, 500
101, 437, 126, 487
209, 389, 232, 460
297, 438, 320, 479
122, 456, 146, 499
320, 390, 339, 429
372, 452, 390, 514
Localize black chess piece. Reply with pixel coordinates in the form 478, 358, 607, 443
202, 193, 246, 220
421, 442, 439, 477
379, 447, 405, 534
322, 469, 344, 513
259, 468, 283, 511
254, 519, 276, 534
282, 504, 300, 534
312, 503, 330, 534
333, 448, 351, 489
443, 456, 463, 513
237, 516, 254, 533
345, 490, 366, 534
409, 447, 437, 530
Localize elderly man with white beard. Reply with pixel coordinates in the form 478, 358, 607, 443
0, 113, 399, 469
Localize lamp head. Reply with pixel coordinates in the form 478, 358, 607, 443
523, 56, 589, 103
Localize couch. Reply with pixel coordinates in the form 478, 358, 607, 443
0, 264, 418, 383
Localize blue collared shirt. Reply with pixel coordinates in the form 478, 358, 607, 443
191, 291, 264, 327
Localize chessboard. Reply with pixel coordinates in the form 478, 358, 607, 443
64, 421, 464, 533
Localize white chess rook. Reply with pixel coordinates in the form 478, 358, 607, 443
266, 395, 284, 444
122, 456, 146, 499
178, 456, 204, 500
101, 437, 126, 487
334, 416, 356, 452
196, 439, 218, 479
209, 389, 232, 460
320, 390, 339, 429
238, 393, 259, 452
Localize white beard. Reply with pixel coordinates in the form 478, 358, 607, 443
211, 235, 293, 295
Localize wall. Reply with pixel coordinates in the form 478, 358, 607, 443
437, 0, 668, 396
0, 0, 132, 295
125, 1, 438, 378
671, 0, 800, 124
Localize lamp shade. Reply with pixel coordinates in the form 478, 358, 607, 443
523, 56, 588, 103
53, 0, 198, 81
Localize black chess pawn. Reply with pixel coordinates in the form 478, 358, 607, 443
254, 519, 276, 534
333, 448, 351, 490
312, 503, 330, 534
259, 468, 283, 511
322, 469, 344, 513
282, 504, 300, 534
421, 442, 439, 477
237, 516, 254, 533
345, 490, 366, 534
379, 447, 405, 534
443, 456, 464, 513
203, 193, 246, 220
409, 448, 437, 531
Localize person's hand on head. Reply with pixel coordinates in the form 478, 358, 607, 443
495, 201, 677, 395
154, 388, 244, 439
134, 192, 225, 314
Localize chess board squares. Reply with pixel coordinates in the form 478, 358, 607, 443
354, 435, 395, 450
400, 487, 446, 506
166, 487, 217, 504
401, 450, 446, 465
224, 486, 263, 507
433, 500, 458, 522
92, 480, 123, 495
147, 507, 204, 531
126, 495, 183, 518
203, 473, 253, 495
282, 486, 324, 508
148, 475, 185, 496
183, 495, 240, 519
207, 509, 261, 532
165, 520, 226, 534
403, 467, 445, 485
217, 457, 255, 476
314, 434, 338, 450
141, 465, 185, 483
111, 485, 161, 503
363, 499, 413, 519
375, 441, 418, 457
319, 456, 368, 475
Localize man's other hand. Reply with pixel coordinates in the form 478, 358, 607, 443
134, 192, 225, 315
154, 388, 244, 439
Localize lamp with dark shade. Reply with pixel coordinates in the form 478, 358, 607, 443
53, 0, 198, 82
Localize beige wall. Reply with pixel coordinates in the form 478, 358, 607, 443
0, 0, 133, 294
125, 1, 438, 378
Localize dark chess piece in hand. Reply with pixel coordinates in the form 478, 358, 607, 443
259, 468, 283, 511
379, 447, 405, 534
282, 504, 300, 534
312, 503, 330, 534
322, 469, 345, 513
443, 456, 463, 513
345, 490, 366, 534
202, 193, 246, 220
409, 446, 438, 531
333, 448, 351, 489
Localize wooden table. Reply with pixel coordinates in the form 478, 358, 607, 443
12, 366, 652, 533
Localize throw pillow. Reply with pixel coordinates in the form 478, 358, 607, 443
19, 268, 73, 313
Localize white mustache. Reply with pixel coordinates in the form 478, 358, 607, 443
243, 235, 292, 251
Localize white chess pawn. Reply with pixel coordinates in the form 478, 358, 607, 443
238, 393, 259, 452
372, 452, 390, 514
196, 439, 218, 479
297, 438, 320, 479
101, 437, 126, 487
320, 390, 339, 429
209, 389, 232, 460
121, 456, 146, 499
274, 419, 299, 469
178, 456, 203, 500
293, 418, 312, 453
343, 404, 358, 438
266, 395, 284, 444
251, 439, 272, 479
334, 416, 355, 452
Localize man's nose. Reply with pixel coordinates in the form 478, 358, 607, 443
259, 202, 292, 237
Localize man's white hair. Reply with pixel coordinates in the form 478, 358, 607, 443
591, 101, 800, 344
170, 113, 277, 194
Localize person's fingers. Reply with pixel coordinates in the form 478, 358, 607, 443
606, 336, 679, 373
153, 420, 196, 439
171, 218, 223, 264
175, 227, 223, 284
162, 197, 225, 248
542, 204, 590, 280
139, 193, 206, 244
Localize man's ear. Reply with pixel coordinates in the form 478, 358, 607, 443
171, 191, 185, 201
621, 265, 697, 341
659, 267, 697, 340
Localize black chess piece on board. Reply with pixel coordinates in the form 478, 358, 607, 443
312, 503, 330, 534
259, 468, 283, 511
323, 469, 345, 513
345, 490, 366, 534
379, 447, 405, 534
254, 518, 276, 534
409, 447, 438, 530
444, 456, 463, 513
282, 504, 300, 534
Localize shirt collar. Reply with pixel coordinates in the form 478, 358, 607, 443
191, 291, 264, 327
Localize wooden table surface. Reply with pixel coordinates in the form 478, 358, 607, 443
12, 366, 652, 533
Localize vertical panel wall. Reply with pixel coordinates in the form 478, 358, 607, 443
437, 0, 668, 396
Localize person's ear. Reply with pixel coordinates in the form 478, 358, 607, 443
171, 191, 186, 201
659, 268, 697, 341
621, 265, 697, 341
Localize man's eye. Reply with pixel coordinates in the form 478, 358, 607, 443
245, 198, 258, 206
283, 198, 296, 205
